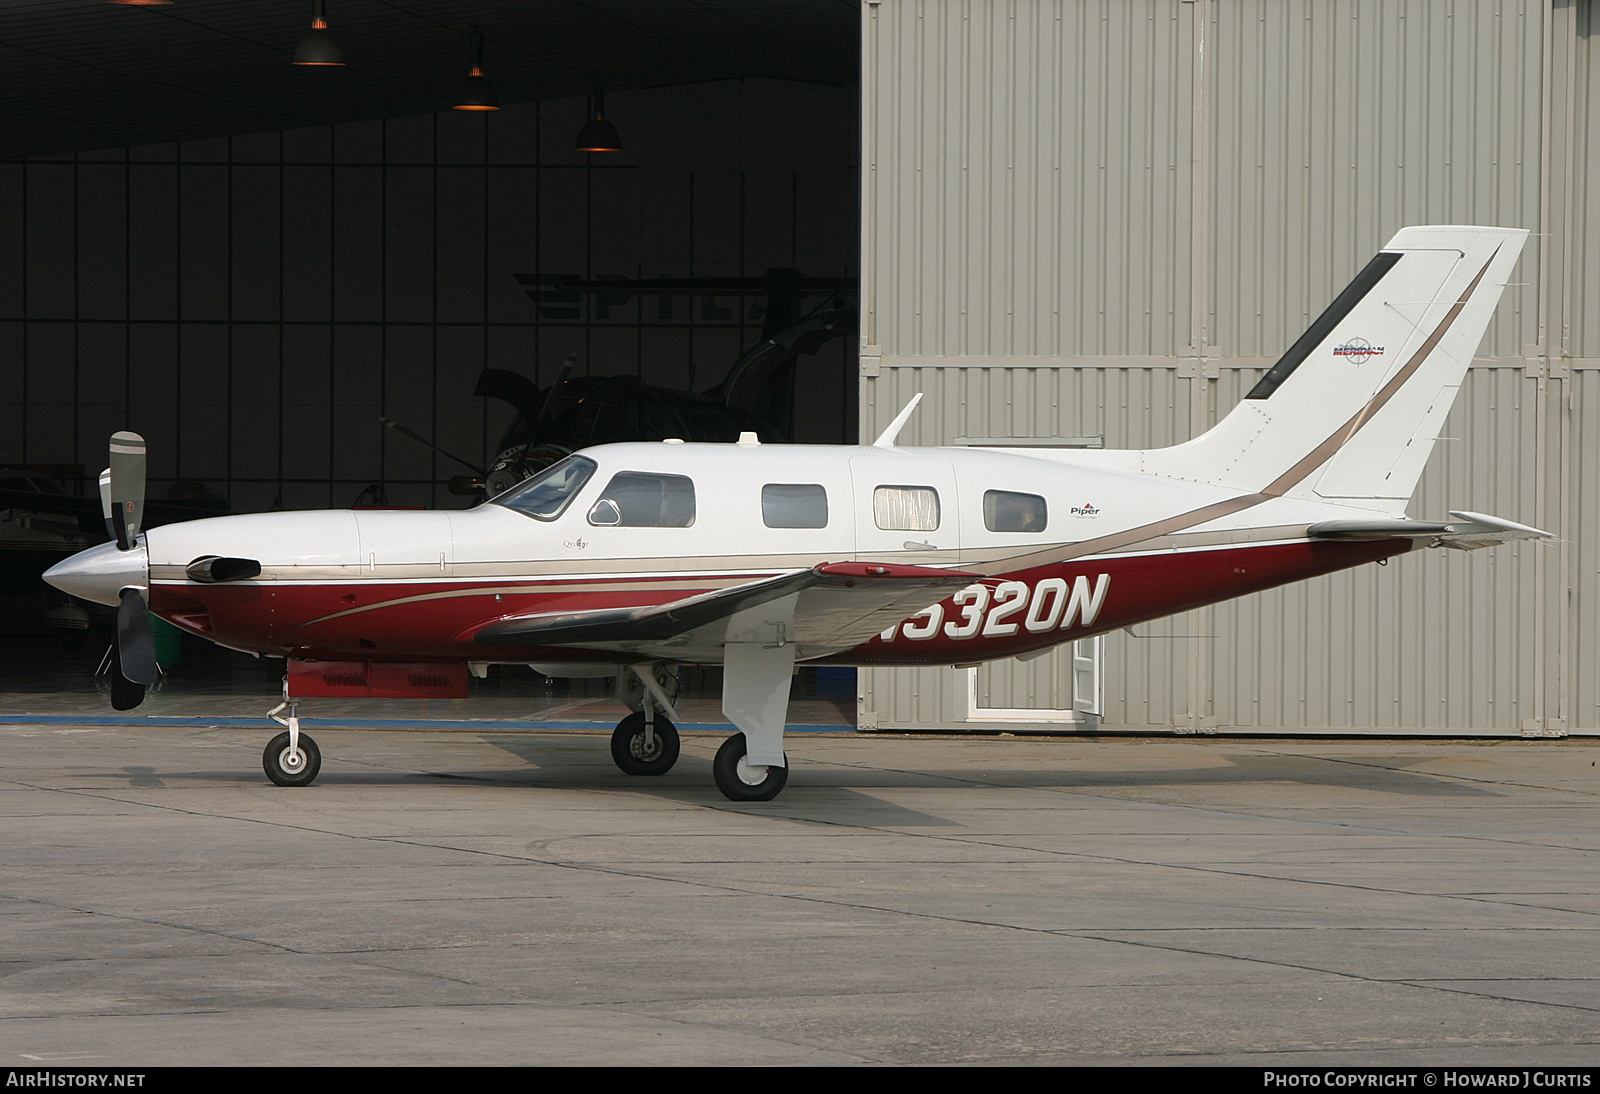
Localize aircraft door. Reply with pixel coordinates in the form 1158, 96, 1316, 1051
848, 452, 962, 566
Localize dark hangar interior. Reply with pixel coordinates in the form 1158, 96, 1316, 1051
1, 0, 861, 536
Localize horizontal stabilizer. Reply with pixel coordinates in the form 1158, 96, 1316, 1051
1308, 510, 1551, 551
471, 561, 976, 660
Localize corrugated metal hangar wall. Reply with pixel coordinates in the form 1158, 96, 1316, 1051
857, 0, 1599, 736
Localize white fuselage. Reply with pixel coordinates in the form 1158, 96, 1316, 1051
77, 439, 1413, 669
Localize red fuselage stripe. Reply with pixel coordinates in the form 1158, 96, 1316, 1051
147, 539, 1409, 665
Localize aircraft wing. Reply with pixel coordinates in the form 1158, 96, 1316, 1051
1308, 510, 1551, 551
470, 561, 978, 661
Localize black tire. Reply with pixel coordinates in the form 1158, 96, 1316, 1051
712, 732, 789, 802
610, 711, 680, 776
263, 730, 321, 787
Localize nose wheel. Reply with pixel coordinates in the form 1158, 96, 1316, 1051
610, 711, 680, 776
264, 688, 321, 787
712, 732, 788, 802
263, 730, 321, 787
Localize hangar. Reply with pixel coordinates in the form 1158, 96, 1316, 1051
4, 1, 1597, 737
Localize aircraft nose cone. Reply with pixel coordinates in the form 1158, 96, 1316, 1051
43, 540, 149, 607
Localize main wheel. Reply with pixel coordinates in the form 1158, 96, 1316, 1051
263, 731, 321, 787
712, 732, 788, 802
610, 712, 680, 776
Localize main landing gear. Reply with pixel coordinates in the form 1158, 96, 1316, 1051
610, 711, 680, 776
264, 687, 320, 787
609, 664, 682, 777
604, 663, 790, 800
712, 732, 787, 802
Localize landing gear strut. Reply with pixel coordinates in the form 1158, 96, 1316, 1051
712, 732, 787, 802
264, 686, 321, 787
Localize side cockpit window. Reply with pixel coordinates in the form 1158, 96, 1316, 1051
762, 484, 828, 528
984, 490, 1047, 533
588, 472, 696, 527
491, 455, 596, 521
873, 485, 940, 531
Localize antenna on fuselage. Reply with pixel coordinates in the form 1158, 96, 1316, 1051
872, 393, 923, 448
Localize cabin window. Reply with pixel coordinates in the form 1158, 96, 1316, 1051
491, 455, 596, 521
762, 484, 828, 529
873, 485, 940, 531
589, 471, 696, 528
984, 490, 1047, 533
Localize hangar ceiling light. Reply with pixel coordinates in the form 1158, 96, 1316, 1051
453, 29, 499, 111
574, 82, 621, 152
293, 0, 345, 66
0, 2, 856, 161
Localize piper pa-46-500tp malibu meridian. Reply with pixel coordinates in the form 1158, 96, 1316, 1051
46, 226, 1550, 801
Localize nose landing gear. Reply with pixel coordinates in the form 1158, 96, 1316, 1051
263, 729, 321, 787
264, 686, 320, 787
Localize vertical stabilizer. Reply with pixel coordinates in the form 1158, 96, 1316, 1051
1136, 226, 1526, 512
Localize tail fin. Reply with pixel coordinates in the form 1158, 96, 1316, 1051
1142, 226, 1527, 512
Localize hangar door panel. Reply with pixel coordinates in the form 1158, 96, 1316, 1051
963, 639, 1104, 729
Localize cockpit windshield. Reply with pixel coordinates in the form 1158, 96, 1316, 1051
490, 454, 597, 521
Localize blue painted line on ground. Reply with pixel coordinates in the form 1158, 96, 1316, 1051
0, 714, 855, 732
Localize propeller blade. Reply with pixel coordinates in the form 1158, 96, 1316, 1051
109, 431, 146, 550
108, 642, 146, 711
116, 587, 161, 687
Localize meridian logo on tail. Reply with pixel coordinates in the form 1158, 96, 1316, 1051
1332, 338, 1384, 365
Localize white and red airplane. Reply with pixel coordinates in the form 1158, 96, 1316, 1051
45, 225, 1548, 801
